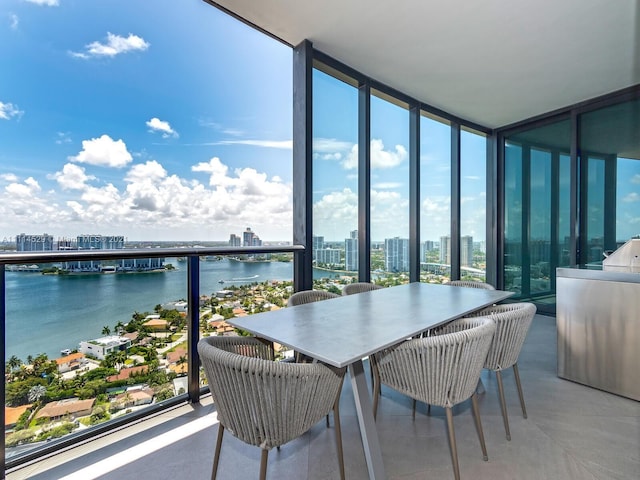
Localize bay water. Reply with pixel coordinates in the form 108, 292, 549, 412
4, 258, 340, 361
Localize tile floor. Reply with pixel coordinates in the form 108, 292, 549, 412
7, 314, 640, 480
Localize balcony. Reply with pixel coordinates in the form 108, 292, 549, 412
6, 313, 638, 479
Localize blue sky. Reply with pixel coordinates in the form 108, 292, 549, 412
0, 0, 489, 244
0, 0, 293, 242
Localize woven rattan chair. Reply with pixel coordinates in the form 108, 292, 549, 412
460, 302, 536, 440
342, 282, 383, 295
198, 336, 347, 480
287, 289, 339, 305
448, 280, 495, 290
372, 317, 496, 480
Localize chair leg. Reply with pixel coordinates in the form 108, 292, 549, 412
445, 407, 461, 480
496, 370, 511, 440
372, 362, 381, 419
513, 363, 527, 418
211, 424, 224, 480
259, 449, 269, 480
470, 393, 488, 461
333, 400, 346, 480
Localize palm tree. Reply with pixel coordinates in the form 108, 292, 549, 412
102, 326, 111, 336
7, 355, 21, 372
28, 385, 47, 403
114, 321, 125, 335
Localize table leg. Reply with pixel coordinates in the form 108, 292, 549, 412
349, 359, 386, 479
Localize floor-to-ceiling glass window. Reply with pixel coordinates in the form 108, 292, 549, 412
420, 114, 451, 283
311, 68, 358, 288
503, 119, 571, 311
579, 98, 640, 261
460, 129, 487, 281
370, 91, 410, 284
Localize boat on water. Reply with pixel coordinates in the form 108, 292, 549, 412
60, 348, 72, 356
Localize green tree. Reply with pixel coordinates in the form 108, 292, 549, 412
102, 325, 111, 336
27, 385, 47, 403
7, 355, 21, 372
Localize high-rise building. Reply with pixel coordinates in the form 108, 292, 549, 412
312, 236, 324, 261
385, 237, 409, 272
439, 236, 451, 265
461, 235, 474, 267
242, 227, 262, 246
316, 248, 341, 266
229, 234, 241, 247
421, 240, 435, 262
345, 230, 358, 271
16, 233, 53, 252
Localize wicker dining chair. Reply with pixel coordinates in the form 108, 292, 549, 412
372, 317, 496, 480
342, 282, 383, 295
287, 289, 339, 305
447, 280, 496, 290
198, 336, 347, 480
458, 302, 536, 440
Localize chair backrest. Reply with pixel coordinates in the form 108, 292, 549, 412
464, 302, 536, 370
447, 280, 495, 290
198, 336, 345, 449
202, 335, 274, 360
375, 317, 496, 407
342, 282, 383, 296
287, 289, 339, 306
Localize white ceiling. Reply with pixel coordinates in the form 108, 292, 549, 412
206, 0, 639, 129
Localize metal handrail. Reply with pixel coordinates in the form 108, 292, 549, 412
0, 244, 304, 264
1, 244, 306, 472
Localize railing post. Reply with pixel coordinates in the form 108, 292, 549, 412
187, 255, 200, 403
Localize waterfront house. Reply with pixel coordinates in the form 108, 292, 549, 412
79, 336, 131, 361
4, 406, 31, 432
53, 353, 87, 374
111, 388, 154, 410
141, 317, 168, 332
35, 399, 95, 423
106, 366, 149, 383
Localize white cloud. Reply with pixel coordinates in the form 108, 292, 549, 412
192, 157, 231, 187
313, 188, 358, 239
464, 175, 480, 181
313, 152, 342, 161
623, 192, 640, 203
214, 140, 292, 149
51, 163, 95, 190
343, 139, 407, 170
0, 156, 293, 239
69, 134, 133, 168
372, 182, 403, 189
313, 138, 353, 152
24, 0, 59, 5
9, 14, 19, 29
146, 117, 178, 138
70, 32, 149, 59
4, 177, 40, 197
0, 101, 24, 120
0, 173, 19, 182
126, 160, 167, 184
631, 174, 640, 184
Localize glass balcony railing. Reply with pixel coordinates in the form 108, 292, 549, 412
1, 245, 303, 470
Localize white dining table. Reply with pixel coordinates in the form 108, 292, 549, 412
227, 282, 514, 479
